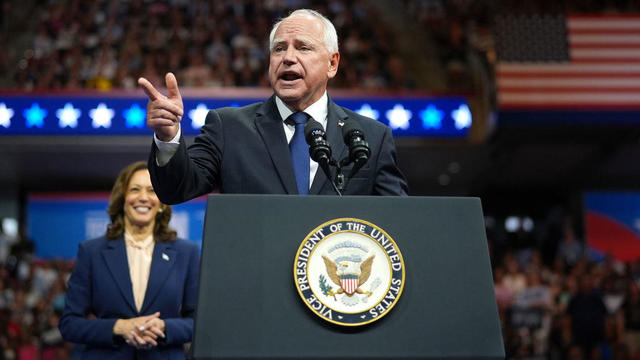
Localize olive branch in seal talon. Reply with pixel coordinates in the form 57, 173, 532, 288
319, 275, 337, 300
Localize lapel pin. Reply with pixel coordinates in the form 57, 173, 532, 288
162, 253, 169, 261
338, 120, 345, 127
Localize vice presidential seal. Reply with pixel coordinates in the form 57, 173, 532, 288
293, 218, 405, 326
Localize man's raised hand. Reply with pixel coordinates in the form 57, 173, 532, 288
138, 73, 184, 142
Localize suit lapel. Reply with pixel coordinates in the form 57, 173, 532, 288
140, 242, 177, 314
101, 238, 137, 313
310, 97, 348, 194
255, 96, 298, 194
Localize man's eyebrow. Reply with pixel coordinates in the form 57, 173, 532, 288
271, 37, 315, 50
294, 37, 314, 46
271, 38, 285, 50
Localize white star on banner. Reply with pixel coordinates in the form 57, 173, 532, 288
385, 104, 411, 130
57, 103, 81, 128
90, 103, 114, 128
189, 103, 209, 129
356, 104, 379, 120
451, 104, 472, 130
0, 103, 14, 128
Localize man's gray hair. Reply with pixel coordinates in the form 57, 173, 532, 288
269, 9, 339, 53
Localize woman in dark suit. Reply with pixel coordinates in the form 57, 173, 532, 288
59, 161, 199, 359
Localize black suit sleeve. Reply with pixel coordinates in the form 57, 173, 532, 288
372, 126, 409, 196
148, 110, 224, 205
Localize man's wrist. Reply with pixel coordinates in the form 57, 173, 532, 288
154, 125, 181, 144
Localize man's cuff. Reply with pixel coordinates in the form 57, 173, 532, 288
153, 127, 181, 166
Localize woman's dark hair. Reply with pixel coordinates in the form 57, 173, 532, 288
105, 161, 176, 242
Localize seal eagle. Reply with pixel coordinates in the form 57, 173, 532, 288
322, 255, 375, 297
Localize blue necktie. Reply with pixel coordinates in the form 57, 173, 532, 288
289, 112, 310, 195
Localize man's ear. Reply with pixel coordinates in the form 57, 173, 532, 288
327, 52, 340, 79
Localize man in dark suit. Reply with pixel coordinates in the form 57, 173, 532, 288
139, 9, 408, 204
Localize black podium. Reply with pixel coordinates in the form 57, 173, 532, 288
192, 195, 504, 359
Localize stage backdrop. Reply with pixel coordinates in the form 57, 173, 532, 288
27, 192, 206, 259
0, 93, 471, 137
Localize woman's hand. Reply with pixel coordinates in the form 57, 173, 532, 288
113, 312, 162, 348
138, 316, 166, 342
128, 315, 166, 348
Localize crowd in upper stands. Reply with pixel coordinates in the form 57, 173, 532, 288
7, 0, 640, 92
10, 0, 407, 91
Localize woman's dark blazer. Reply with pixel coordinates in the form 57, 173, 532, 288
59, 236, 200, 360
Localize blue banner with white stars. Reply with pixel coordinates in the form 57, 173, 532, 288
0, 94, 470, 137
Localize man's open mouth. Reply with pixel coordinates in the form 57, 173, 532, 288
280, 72, 302, 81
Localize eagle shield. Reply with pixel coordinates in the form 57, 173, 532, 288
322, 254, 375, 297
341, 274, 359, 295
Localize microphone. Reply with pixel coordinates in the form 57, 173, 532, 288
341, 119, 370, 177
304, 119, 332, 175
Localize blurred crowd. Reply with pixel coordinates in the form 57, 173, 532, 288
0, 228, 71, 360
489, 213, 640, 360
402, 0, 495, 92
10, 0, 407, 91
3, 212, 640, 359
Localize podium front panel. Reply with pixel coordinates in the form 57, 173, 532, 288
192, 195, 504, 359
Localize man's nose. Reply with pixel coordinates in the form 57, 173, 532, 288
283, 46, 297, 64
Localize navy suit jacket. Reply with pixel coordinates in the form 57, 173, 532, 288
59, 236, 200, 360
149, 95, 408, 204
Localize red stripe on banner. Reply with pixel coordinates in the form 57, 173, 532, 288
498, 103, 640, 110
570, 58, 640, 64
569, 43, 640, 49
496, 72, 640, 79
568, 14, 640, 19
498, 87, 640, 93
498, 63, 640, 72
568, 28, 640, 35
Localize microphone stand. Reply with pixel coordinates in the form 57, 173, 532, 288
324, 151, 367, 196
319, 157, 343, 196
332, 159, 345, 194
322, 153, 367, 196
334, 157, 356, 194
